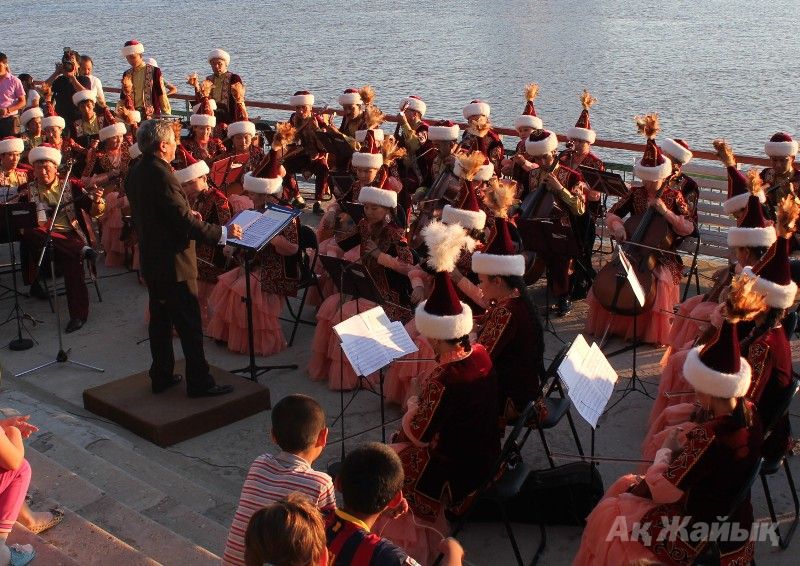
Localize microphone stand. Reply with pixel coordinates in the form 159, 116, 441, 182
17, 163, 104, 377
1, 186, 34, 350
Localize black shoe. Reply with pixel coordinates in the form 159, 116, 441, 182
83, 247, 99, 262
187, 383, 234, 398
556, 297, 572, 317
29, 280, 48, 300
152, 374, 183, 394
312, 202, 323, 215
65, 318, 86, 333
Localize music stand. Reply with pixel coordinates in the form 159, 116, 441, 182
328, 172, 355, 201
210, 153, 248, 194
0, 195, 36, 350
579, 167, 629, 255
226, 204, 301, 382
317, 131, 355, 167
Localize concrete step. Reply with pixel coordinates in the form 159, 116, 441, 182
8, 523, 83, 566
25, 448, 220, 565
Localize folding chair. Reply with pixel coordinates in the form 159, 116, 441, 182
679, 226, 702, 301
759, 379, 800, 550
437, 400, 546, 566
282, 224, 322, 346
44, 254, 102, 312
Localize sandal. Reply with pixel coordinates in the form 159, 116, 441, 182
8, 544, 36, 566
28, 508, 64, 535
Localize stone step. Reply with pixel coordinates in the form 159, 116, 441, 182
8, 523, 83, 566
25, 448, 220, 565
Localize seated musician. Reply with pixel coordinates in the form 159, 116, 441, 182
713, 139, 768, 222
173, 156, 231, 329
41, 111, 86, 173
120, 40, 170, 120
501, 83, 542, 199
20, 106, 44, 159
20, 144, 104, 333
562, 90, 604, 205
283, 90, 330, 211
208, 146, 301, 357
379, 222, 499, 564
523, 128, 587, 316
394, 95, 430, 199
183, 100, 225, 164
71, 90, 114, 148
574, 315, 762, 566
415, 120, 461, 199
308, 185, 415, 391
460, 99, 504, 174
219, 119, 263, 210
0, 137, 29, 190
661, 138, 699, 224
471, 216, 546, 421
81, 116, 131, 268
585, 116, 694, 344
328, 86, 372, 149
757, 132, 800, 213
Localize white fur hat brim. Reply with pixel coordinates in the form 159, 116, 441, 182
402, 97, 426, 117
514, 115, 543, 130
662, 138, 692, 164
338, 92, 362, 106
428, 125, 460, 141
128, 143, 141, 159
99, 122, 128, 142
453, 160, 494, 182
441, 204, 486, 230
634, 157, 673, 182
765, 140, 798, 158
415, 300, 473, 340
192, 99, 217, 113
566, 126, 596, 144
351, 152, 383, 170
208, 49, 230, 64
742, 266, 798, 309
358, 186, 397, 208
227, 121, 256, 138
683, 346, 751, 398
524, 130, 558, 156
723, 191, 766, 215
28, 146, 62, 167
128, 110, 141, 123
243, 172, 283, 195
175, 160, 210, 185
72, 89, 96, 106
462, 102, 490, 119
190, 114, 217, 128
20, 107, 43, 126
355, 129, 385, 144
289, 94, 315, 107
42, 116, 66, 131
0, 137, 24, 154
471, 252, 526, 276
121, 43, 145, 57
727, 226, 776, 249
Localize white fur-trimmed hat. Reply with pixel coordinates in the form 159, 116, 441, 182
227, 121, 256, 138
99, 122, 127, 142
765, 132, 798, 158
355, 129, 385, 144
683, 321, 751, 398
634, 138, 672, 182
453, 154, 494, 182
121, 40, 145, 57
441, 204, 486, 231
566, 125, 596, 144
338, 88, 362, 106
525, 129, 558, 156
127, 110, 142, 124
20, 107, 43, 127
289, 91, 314, 107
192, 99, 217, 113
72, 89, 96, 106
351, 152, 383, 169
243, 171, 283, 195
190, 113, 217, 128
28, 144, 62, 166
662, 138, 693, 165
42, 115, 65, 131
742, 237, 798, 309
174, 159, 210, 185
514, 115, 543, 130
428, 121, 460, 141
401, 95, 426, 117
727, 195, 776, 249
471, 218, 525, 276
0, 137, 24, 154
128, 142, 141, 159
463, 100, 490, 119
358, 186, 397, 208
208, 49, 230, 64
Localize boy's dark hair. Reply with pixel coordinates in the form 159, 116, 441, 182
339, 442, 404, 515
0, 53, 7, 64
79, 55, 93, 65
271, 394, 326, 453
244, 493, 326, 566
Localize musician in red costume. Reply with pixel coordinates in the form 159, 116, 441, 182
19, 106, 44, 159
327, 86, 371, 148
191, 49, 243, 128
20, 145, 104, 333
460, 99, 504, 174
282, 90, 330, 211
524, 128, 587, 316
661, 138, 699, 223
0, 137, 28, 189
71, 90, 116, 148
575, 314, 762, 566
183, 100, 225, 164
758, 132, 800, 211
379, 221, 499, 564
120, 40, 170, 119
585, 116, 694, 344
713, 139, 768, 222
502, 83, 542, 199
41, 110, 86, 173
394, 95, 431, 198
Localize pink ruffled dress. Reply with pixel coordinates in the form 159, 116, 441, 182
100, 191, 127, 267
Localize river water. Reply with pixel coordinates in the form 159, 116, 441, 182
3, 0, 799, 156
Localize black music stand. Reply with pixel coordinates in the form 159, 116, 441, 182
579, 166, 629, 254
0, 195, 36, 350
226, 204, 301, 382
317, 131, 355, 168
328, 172, 355, 201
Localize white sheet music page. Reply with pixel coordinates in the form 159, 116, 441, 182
558, 335, 618, 428
334, 307, 418, 376
226, 206, 296, 249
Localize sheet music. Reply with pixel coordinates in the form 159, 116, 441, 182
225, 205, 299, 251
558, 335, 618, 428
618, 249, 646, 308
334, 307, 418, 376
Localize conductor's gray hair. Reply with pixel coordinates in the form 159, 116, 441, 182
136, 119, 174, 155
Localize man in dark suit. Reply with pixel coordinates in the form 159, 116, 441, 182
126, 119, 242, 397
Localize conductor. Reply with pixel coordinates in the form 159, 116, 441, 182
126, 119, 243, 397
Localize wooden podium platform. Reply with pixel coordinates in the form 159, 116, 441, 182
83, 362, 271, 447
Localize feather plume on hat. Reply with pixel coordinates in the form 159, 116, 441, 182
272, 122, 296, 150
364, 105, 385, 130
359, 85, 375, 106
725, 274, 768, 322
635, 113, 660, 139
776, 194, 800, 238
456, 151, 488, 182
713, 138, 736, 167
381, 137, 406, 166
525, 83, 539, 102
422, 221, 468, 273
199, 79, 213, 98
231, 81, 246, 103
482, 178, 519, 219
581, 89, 597, 110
